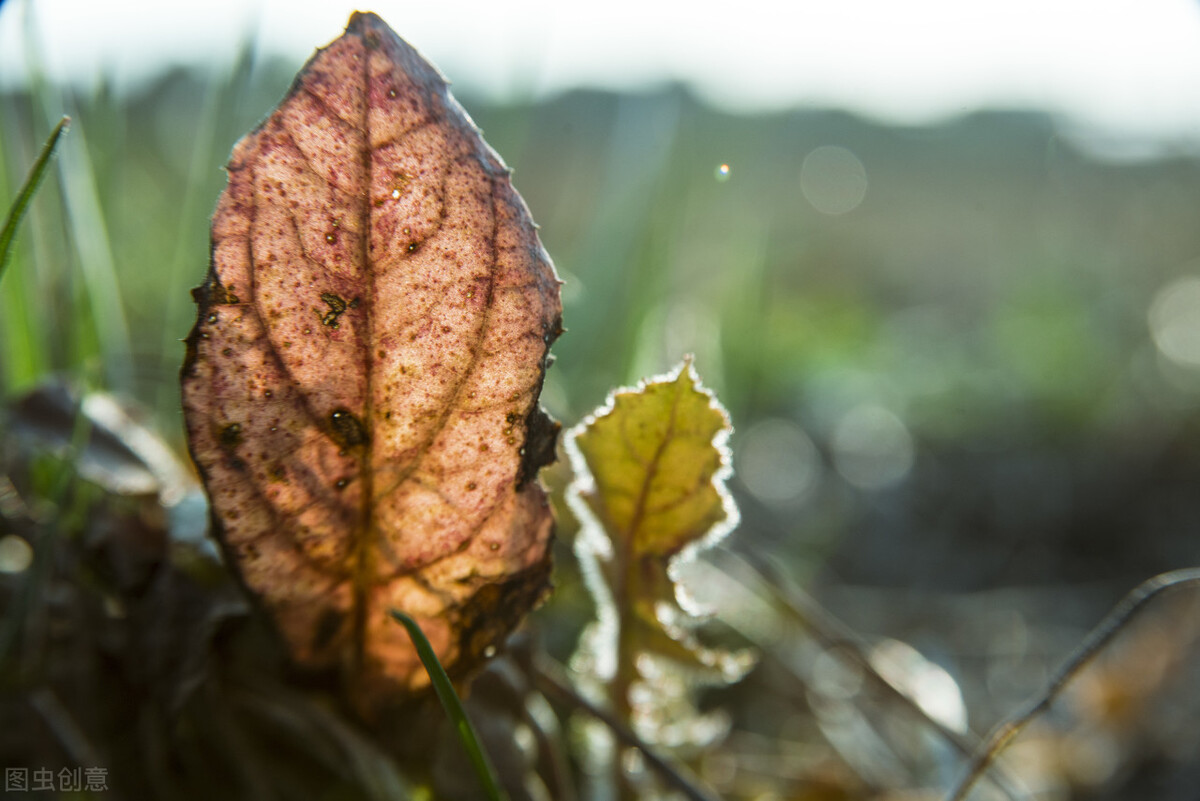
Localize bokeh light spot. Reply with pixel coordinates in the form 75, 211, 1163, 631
737, 418, 821, 505
800, 145, 867, 215
0, 535, 33, 574
870, 638, 968, 734
830, 404, 914, 490
1149, 276, 1200, 368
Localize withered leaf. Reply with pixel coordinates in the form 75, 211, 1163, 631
181, 12, 562, 714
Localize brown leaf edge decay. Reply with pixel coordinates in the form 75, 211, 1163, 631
181, 11, 562, 718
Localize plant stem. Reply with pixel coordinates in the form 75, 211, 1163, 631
727, 548, 1026, 800
529, 655, 723, 801
945, 567, 1200, 801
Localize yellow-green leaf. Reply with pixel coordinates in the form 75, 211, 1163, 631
567, 358, 735, 560
566, 359, 748, 770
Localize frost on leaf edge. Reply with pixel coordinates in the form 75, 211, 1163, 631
563, 355, 740, 647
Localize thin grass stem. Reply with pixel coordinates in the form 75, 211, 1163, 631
0, 116, 68, 281
388, 609, 510, 801
726, 548, 1027, 801
945, 567, 1200, 801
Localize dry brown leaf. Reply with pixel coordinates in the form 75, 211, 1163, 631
181, 11, 562, 714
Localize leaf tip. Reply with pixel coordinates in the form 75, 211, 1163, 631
345, 10, 384, 33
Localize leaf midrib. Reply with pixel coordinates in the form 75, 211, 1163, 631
622, 379, 683, 564
346, 25, 502, 667
351, 33, 377, 674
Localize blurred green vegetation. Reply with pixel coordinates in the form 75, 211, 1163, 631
6, 63, 1200, 437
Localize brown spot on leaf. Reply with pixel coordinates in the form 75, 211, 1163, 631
192, 274, 241, 306
319, 292, 352, 328
220, 423, 243, 447
329, 409, 368, 448
518, 406, 561, 488
452, 560, 552, 667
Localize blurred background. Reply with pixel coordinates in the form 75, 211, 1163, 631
5, 1, 1200, 798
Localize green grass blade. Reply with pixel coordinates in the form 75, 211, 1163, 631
0, 116, 68, 282
388, 609, 510, 801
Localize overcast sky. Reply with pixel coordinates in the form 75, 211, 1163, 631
4, 0, 1200, 143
